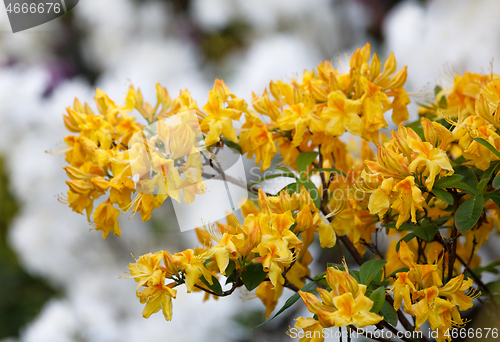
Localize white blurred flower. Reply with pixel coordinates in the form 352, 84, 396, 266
384, 0, 500, 91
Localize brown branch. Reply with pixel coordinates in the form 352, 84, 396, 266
447, 192, 461, 282
339, 235, 365, 266
283, 279, 300, 292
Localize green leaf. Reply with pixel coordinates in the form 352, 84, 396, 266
454, 182, 477, 195
485, 192, 500, 209
452, 155, 467, 165
434, 85, 443, 97
314, 272, 326, 281
413, 221, 437, 242
276, 167, 299, 178
276, 182, 299, 195
493, 172, 500, 190
200, 275, 223, 296
477, 162, 500, 194
250, 172, 296, 187
326, 264, 361, 282
433, 174, 464, 189
372, 269, 384, 284
394, 222, 415, 232
241, 263, 267, 291
381, 300, 398, 326
432, 188, 454, 205
455, 195, 484, 234
313, 272, 329, 287
384, 268, 409, 280
454, 165, 478, 189
432, 216, 453, 225
327, 262, 344, 269
348, 270, 361, 283
369, 287, 386, 313
405, 119, 425, 140
296, 152, 318, 176
221, 137, 243, 154
473, 138, 500, 159
308, 168, 346, 177
396, 233, 416, 252
255, 281, 317, 328
472, 261, 500, 277
486, 280, 500, 294
360, 260, 387, 286
224, 260, 236, 284
298, 178, 321, 209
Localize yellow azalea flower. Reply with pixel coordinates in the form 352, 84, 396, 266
131, 193, 156, 222
293, 317, 325, 342
138, 282, 177, 321
109, 175, 135, 210
178, 152, 206, 204
411, 286, 439, 328
325, 266, 362, 297
256, 281, 283, 319
255, 211, 302, 255
390, 271, 417, 314
286, 252, 312, 289
276, 102, 315, 146
388, 87, 410, 124
301, 279, 382, 329
321, 90, 362, 136
317, 221, 336, 248
173, 249, 214, 293
128, 251, 164, 290
438, 274, 474, 311
207, 231, 239, 275
150, 155, 184, 202
397, 240, 416, 268
368, 177, 395, 219
93, 199, 121, 239
366, 145, 410, 180
408, 138, 453, 191
295, 204, 313, 232
392, 176, 424, 228
253, 243, 294, 287
251, 90, 281, 122
412, 286, 463, 342
299, 290, 335, 324
421, 117, 454, 150
477, 89, 500, 128
360, 92, 390, 142
200, 80, 242, 146
465, 125, 500, 170
327, 292, 383, 328
235, 214, 263, 256
239, 112, 276, 172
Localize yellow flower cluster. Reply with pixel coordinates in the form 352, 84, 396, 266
59, 80, 246, 238
242, 42, 410, 172
391, 242, 476, 342
361, 122, 454, 228
296, 264, 383, 338
127, 187, 337, 321
420, 71, 500, 170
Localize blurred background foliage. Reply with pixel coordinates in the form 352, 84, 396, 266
0, 158, 57, 339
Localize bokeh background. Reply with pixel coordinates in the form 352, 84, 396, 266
1, 0, 500, 341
